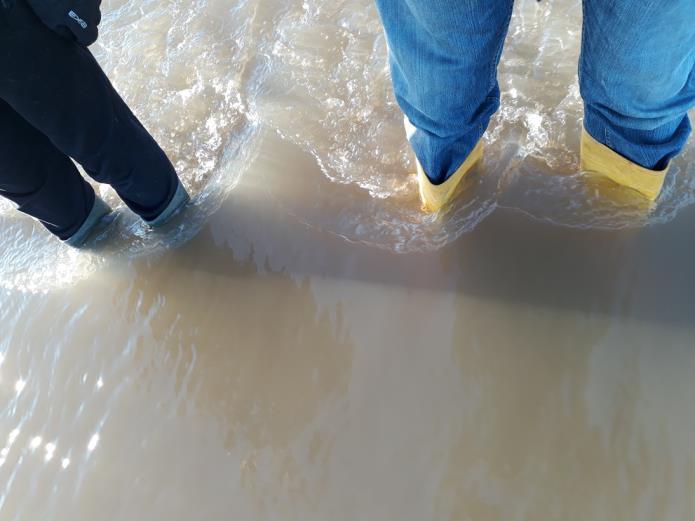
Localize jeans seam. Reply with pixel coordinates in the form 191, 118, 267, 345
578, 0, 587, 128
488, 0, 514, 90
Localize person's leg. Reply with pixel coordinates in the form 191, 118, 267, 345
0, 98, 100, 240
374, 0, 514, 209
579, 0, 695, 200
0, 0, 183, 222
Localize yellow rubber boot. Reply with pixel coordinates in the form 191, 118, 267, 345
580, 129, 669, 201
417, 141, 484, 212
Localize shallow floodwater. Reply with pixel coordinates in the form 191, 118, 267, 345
1, 0, 695, 519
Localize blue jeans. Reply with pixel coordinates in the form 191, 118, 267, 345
375, 0, 695, 184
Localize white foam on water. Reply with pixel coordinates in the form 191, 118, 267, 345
0, 0, 264, 291
0, 0, 693, 289
257, 0, 695, 252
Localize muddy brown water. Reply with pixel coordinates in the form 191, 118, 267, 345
1, 0, 694, 519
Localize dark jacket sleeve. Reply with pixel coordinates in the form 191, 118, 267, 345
25, 0, 101, 46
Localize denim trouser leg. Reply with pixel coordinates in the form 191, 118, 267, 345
580, 0, 695, 171
374, 0, 514, 184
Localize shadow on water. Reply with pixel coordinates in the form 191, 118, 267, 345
166, 130, 695, 330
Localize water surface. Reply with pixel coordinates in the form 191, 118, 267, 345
1, 0, 694, 519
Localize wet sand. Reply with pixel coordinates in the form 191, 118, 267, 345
2, 0, 695, 518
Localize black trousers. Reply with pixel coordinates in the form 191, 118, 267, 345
0, 0, 177, 240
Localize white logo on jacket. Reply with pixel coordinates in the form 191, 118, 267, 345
68, 10, 88, 29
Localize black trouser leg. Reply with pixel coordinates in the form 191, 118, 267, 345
0, 0, 178, 222
0, 99, 95, 239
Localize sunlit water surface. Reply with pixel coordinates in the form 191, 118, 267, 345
1, 0, 695, 519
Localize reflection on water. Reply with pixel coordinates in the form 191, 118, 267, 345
0, 230, 355, 519
1, 0, 695, 519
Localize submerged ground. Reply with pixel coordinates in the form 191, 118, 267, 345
1, 0, 694, 519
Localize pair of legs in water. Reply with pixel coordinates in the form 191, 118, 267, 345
375, 0, 695, 211
0, 0, 188, 247
1, 0, 694, 245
